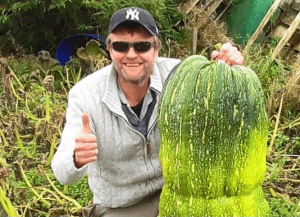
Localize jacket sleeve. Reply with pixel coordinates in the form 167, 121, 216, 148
51, 85, 92, 185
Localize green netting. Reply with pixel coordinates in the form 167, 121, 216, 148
222, 0, 275, 45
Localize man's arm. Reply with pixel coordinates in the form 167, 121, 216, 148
51, 87, 93, 185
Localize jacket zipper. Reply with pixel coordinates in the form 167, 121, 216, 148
112, 112, 156, 180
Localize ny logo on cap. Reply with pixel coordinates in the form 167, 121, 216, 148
126, 9, 139, 20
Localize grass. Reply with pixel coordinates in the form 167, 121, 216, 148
0, 24, 300, 217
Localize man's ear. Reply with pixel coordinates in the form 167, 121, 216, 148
153, 47, 160, 62
153, 38, 161, 61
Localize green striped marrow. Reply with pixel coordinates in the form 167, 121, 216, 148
158, 55, 270, 216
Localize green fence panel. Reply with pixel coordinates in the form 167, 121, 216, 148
222, 0, 275, 45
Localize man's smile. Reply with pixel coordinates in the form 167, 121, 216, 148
124, 63, 143, 67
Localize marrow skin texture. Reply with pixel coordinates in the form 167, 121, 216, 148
158, 55, 270, 217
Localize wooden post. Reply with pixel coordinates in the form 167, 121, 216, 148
192, 27, 198, 54
243, 0, 283, 55
207, 0, 224, 18
182, 0, 200, 15
272, 11, 300, 59
175, 0, 200, 27
215, 0, 234, 21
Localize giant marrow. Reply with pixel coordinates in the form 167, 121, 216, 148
158, 55, 270, 216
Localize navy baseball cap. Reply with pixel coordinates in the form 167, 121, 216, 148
108, 7, 159, 36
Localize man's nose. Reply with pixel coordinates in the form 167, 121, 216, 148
126, 47, 138, 58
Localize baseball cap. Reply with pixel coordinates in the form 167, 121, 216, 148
108, 7, 159, 36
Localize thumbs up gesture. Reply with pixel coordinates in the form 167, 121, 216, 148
74, 112, 98, 168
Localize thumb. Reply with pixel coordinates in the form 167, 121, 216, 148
81, 112, 92, 134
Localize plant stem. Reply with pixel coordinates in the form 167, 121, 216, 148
8, 66, 24, 89
63, 185, 69, 194
46, 134, 57, 166
0, 184, 19, 217
34, 187, 65, 205
76, 67, 82, 83
280, 117, 300, 131
268, 93, 284, 156
45, 91, 50, 122
41, 167, 82, 210
14, 128, 31, 158
15, 98, 18, 113
278, 178, 300, 183
19, 134, 33, 139
66, 68, 71, 89
10, 80, 24, 102
0, 157, 8, 168
21, 109, 41, 121
286, 168, 300, 171
18, 162, 51, 209
0, 129, 8, 147
25, 96, 38, 119
61, 82, 69, 98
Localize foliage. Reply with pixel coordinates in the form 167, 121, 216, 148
244, 36, 290, 97
266, 192, 300, 217
0, 1, 300, 216
248, 37, 300, 217
0, 51, 109, 216
0, 0, 185, 57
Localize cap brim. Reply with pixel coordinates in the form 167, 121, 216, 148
109, 20, 157, 36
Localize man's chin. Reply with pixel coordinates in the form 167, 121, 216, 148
121, 69, 146, 85
123, 73, 149, 86
124, 76, 144, 86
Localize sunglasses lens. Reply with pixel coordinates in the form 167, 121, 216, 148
112, 42, 129, 52
112, 42, 153, 53
134, 42, 152, 52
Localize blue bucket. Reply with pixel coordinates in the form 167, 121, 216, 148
56, 34, 107, 66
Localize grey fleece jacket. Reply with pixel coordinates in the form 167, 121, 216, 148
51, 57, 181, 208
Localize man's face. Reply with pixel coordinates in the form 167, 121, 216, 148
108, 26, 160, 86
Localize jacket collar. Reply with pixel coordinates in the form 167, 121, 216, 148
102, 62, 162, 117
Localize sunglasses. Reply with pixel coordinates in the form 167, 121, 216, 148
111, 41, 154, 53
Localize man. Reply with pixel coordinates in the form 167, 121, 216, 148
51, 6, 244, 217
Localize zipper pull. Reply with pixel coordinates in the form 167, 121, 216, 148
147, 142, 150, 154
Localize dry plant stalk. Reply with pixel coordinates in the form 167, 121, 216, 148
187, 6, 233, 54
269, 69, 300, 123
283, 71, 300, 113
268, 93, 285, 156
18, 162, 51, 209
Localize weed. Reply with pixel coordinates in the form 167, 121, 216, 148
275, 133, 290, 152
267, 196, 300, 217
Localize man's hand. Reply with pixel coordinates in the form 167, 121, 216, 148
211, 42, 244, 66
74, 112, 98, 168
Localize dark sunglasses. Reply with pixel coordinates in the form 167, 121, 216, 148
111, 41, 154, 53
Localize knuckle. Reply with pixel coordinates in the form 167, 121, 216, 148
87, 134, 97, 142
222, 55, 229, 61
76, 134, 85, 142
231, 47, 238, 52
230, 56, 236, 62
77, 158, 84, 165
74, 144, 81, 151
220, 48, 227, 54
223, 43, 231, 49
